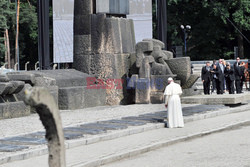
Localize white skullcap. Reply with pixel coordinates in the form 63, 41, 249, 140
168, 77, 173, 81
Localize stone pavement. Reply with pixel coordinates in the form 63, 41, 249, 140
0, 102, 249, 166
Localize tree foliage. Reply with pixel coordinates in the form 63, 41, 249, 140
154, 0, 250, 60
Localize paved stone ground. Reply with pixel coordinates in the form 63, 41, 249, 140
0, 103, 232, 163
2, 103, 250, 167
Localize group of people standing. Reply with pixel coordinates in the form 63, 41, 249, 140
201, 57, 247, 95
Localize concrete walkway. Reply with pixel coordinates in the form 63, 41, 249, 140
0, 102, 250, 166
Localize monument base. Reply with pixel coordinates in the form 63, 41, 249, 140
181, 93, 250, 105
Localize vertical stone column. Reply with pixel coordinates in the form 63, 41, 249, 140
73, 0, 93, 73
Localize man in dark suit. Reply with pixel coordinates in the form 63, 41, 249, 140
216, 59, 225, 94
234, 57, 242, 93
201, 61, 212, 95
224, 62, 235, 94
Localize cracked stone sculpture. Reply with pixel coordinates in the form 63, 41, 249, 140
25, 87, 66, 167
0, 75, 30, 119
131, 39, 199, 104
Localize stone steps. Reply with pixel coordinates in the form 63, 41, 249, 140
3, 104, 250, 167
0, 104, 241, 165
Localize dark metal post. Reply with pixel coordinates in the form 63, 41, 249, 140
184, 30, 187, 57
156, 0, 167, 49
37, 0, 50, 70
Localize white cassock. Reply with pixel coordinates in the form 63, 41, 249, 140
164, 82, 184, 128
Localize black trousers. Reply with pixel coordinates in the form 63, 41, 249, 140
212, 78, 217, 92
216, 79, 224, 94
203, 80, 210, 95
226, 79, 235, 94
235, 79, 241, 93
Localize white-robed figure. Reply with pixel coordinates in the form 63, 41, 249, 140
164, 77, 184, 128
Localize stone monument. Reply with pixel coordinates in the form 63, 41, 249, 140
128, 39, 199, 104
0, 75, 30, 119
74, 0, 135, 105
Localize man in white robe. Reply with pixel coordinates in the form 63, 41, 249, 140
164, 77, 184, 128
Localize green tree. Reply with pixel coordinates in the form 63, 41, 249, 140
0, 0, 15, 65
153, 0, 250, 60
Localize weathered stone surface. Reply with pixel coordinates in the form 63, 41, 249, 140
120, 18, 136, 53
182, 74, 200, 89
122, 116, 159, 123
139, 57, 151, 78
30, 69, 90, 87
34, 76, 56, 87
81, 123, 127, 130
74, 0, 92, 16
181, 94, 249, 105
150, 75, 177, 91
59, 86, 106, 110
0, 75, 9, 82
74, 15, 92, 35
74, 35, 92, 55
143, 38, 165, 49
135, 79, 151, 104
7, 72, 39, 85
127, 74, 138, 89
150, 92, 164, 104
100, 119, 146, 126
166, 57, 191, 86
0, 101, 30, 120
73, 54, 91, 74
0, 82, 13, 95
136, 41, 153, 68
24, 87, 66, 167
8, 81, 25, 94
64, 127, 106, 135
162, 50, 173, 60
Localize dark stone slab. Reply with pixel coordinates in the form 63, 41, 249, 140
100, 119, 146, 126
0, 144, 28, 152
81, 123, 127, 130
64, 127, 106, 135
63, 132, 84, 140
138, 114, 165, 122
27, 131, 84, 140
182, 104, 229, 116
0, 136, 47, 145
122, 116, 159, 123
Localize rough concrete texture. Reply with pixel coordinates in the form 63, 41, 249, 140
143, 38, 165, 49
166, 57, 191, 86
182, 74, 200, 89
0, 82, 13, 96
181, 93, 250, 104
25, 87, 66, 167
8, 81, 25, 94
7, 72, 40, 85
0, 101, 30, 120
59, 86, 106, 110
73, 10, 136, 105
135, 79, 151, 104
0, 75, 10, 82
